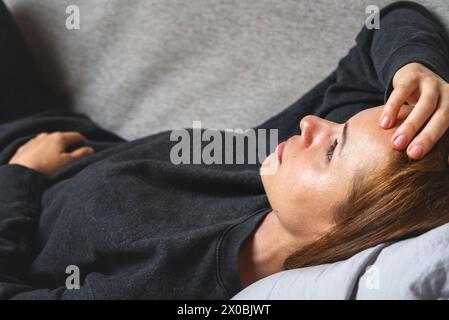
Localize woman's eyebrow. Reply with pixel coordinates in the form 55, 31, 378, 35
338, 121, 348, 157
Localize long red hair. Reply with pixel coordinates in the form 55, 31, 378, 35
284, 130, 449, 269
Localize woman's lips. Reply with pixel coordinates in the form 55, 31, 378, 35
277, 141, 287, 163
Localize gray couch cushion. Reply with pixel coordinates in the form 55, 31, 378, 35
5, 0, 449, 139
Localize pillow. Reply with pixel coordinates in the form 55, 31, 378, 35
232, 222, 449, 300
355, 223, 449, 299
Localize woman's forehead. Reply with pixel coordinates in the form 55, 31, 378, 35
344, 106, 399, 167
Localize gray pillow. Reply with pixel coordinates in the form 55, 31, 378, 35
232, 223, 449, 300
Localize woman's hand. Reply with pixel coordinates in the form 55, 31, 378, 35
379, 62, 449, 160
9, 131, 95, 177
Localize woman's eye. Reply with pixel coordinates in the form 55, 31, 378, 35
326, 139, 338, 161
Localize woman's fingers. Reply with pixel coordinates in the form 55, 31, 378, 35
405, 104, 449, 159
66, 146, 95, 159
381, 77, 418, 129
382, 63, 449, 160
50, 131, 94, 159
389, 81, 440, 152
59, 131, 88, 146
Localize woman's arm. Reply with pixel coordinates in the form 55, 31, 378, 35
0, 165, 95, 299
0, 132, 95, 299
366, 2, 449, 98
9, 131, 94, 176
364, 2, 449, 160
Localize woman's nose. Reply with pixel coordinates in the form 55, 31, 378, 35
299, 115, 317, 148
299, 115, 336, 146
299, 115, 315, 135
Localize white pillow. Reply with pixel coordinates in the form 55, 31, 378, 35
232, 223, 449, 300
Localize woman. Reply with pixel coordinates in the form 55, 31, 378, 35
1, 1, 449, 299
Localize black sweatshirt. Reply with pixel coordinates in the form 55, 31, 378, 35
0, 1, 448, 299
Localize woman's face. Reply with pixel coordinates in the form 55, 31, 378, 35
261, 105, 411, 239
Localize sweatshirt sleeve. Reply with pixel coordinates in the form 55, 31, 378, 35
0, 164, 93, 299
358, 1, 449, 101
0, 164, 48, 273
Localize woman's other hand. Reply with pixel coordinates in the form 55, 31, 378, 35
9, 131, 95, 176
379, 62, 449, 161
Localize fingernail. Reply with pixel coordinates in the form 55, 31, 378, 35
409, 145, 423, 159
380, 115, 390, 128
393, 135, 407, 148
